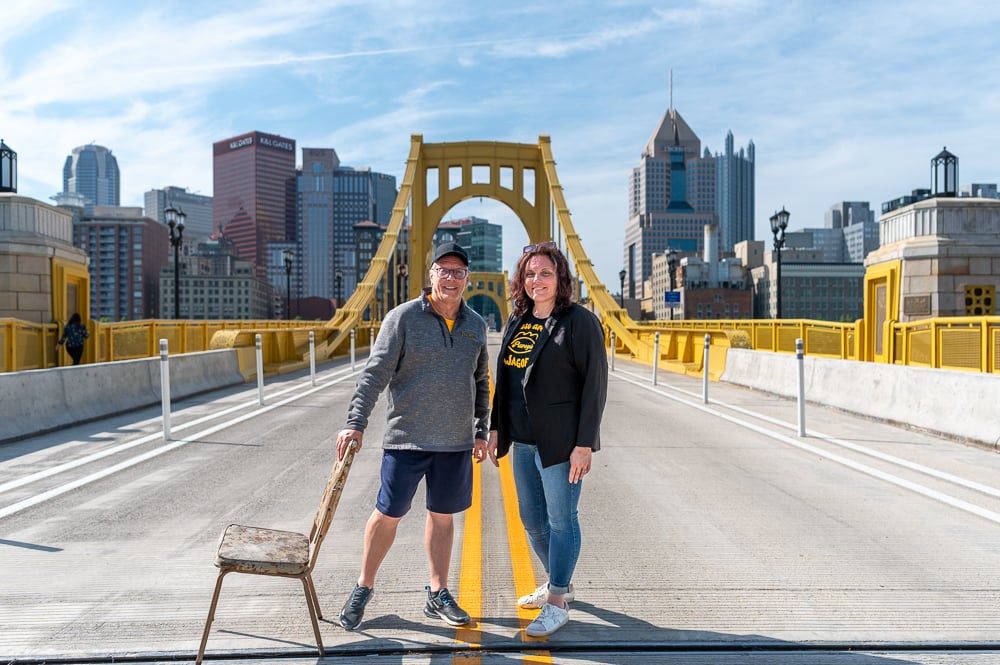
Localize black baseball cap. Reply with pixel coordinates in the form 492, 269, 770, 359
432, 242, 469, 266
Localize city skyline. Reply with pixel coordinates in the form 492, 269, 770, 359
3, 1, 999, 291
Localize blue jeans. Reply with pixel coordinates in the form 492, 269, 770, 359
511, 442, 582, 595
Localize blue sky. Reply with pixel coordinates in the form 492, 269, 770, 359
3, 0, 999, 290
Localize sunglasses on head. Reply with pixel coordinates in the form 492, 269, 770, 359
523, 241, 558, 254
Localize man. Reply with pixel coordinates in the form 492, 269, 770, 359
335, 241, 490, 631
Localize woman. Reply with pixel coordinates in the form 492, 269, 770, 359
55, 313, 89, 366
487, 241, 608, 637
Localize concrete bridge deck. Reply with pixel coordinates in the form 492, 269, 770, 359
3, 335, 1000, 664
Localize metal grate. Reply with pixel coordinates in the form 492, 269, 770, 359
940, 327, 981, 370
908, 330, 931, 365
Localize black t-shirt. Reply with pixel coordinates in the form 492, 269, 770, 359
500, 315, 548, 443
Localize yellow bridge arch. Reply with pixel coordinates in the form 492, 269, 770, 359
317, 134, 651, 360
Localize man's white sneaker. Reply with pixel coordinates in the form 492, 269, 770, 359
525, 602, 569, 637
517, 582, 575, 609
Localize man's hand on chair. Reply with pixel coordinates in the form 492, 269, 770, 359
337, 429, 364, 460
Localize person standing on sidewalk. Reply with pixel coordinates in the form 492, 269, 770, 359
335, 242, 490, 631
55, 312, 89, 366
487, 241, 608, 637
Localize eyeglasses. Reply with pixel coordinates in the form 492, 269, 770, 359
523, 241, 558, 254
431, 266, 469, 279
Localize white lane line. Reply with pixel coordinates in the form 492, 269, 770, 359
612, 368, 1000, 500
0, 366, 357, 496
613, 372, 1000, 526
0, 371, 360, 519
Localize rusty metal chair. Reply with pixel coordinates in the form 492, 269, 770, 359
196, 442, 358, 664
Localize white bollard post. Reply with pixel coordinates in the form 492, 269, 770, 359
160, 339, 171, 440
309, 331, 316, 386
702, 334, 711, 404
256, 334, 265, 406
609, 331, 616, 372
796, 338, 806, 437
350, 329, 356, 370
652, 331, 660, 386
369, 326, 375, 352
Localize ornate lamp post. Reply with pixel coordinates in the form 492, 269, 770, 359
165, 206, 186, 319
769, 206, 790, 319
396, 262, 409, 307
282, 249, 294, 320
618, 269, 627, 308
666, 249, 678, 321
335, 269, 343, 309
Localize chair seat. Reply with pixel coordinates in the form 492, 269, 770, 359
214, 524, 310, 575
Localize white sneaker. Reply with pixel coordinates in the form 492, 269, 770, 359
518, 582, 575, 609
525, 602, 569, 637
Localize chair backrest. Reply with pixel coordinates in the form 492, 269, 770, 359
307, 442, 358, 569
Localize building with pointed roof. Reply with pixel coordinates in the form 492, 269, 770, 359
624, 104, 756, 306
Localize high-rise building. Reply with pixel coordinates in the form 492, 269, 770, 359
298, 147, 398, 301
74, 206, 168, 320
624, 107, 756, 303
623, 107, 717, 300
144, 186, 214, 240
335, 168, 396, 296
213, 131, 296, 278
450, 216, 502, 272
299, 148, 339, 302
62, 144, 120, 216
716, 131, 755, 252
432, 217, 503, 326
159, 236, 273, 320
825, 201, 878, 264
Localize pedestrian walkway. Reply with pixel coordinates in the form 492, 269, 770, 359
4, 353, 1000, 665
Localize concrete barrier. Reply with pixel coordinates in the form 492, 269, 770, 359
721, 348, 1000, 448
0, 349, 244, 442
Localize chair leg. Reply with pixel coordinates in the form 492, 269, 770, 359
306, 574, 323, 620
196, 572, 228, 665
301, 576, 324, 656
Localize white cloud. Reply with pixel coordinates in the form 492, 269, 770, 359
3, 0, 1000, 291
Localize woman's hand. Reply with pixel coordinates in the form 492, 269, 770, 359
569, 446, 592, 484
486, 430, 500, 467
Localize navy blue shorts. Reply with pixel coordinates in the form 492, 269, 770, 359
376, 449, 473, 518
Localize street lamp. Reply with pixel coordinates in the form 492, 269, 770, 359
335, 269, 343, 309
165, 206, 186, 320
282, 249, 294, 320
618, 269, 626, 308
396, 262, 409, 307
769, 206, 790, 319
666, 249, 678, 321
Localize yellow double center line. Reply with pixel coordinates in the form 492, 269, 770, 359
455, 459, 553, 663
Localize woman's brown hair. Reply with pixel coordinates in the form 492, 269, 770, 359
509, 243, 575, 317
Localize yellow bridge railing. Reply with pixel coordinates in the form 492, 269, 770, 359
1, 318, 378, 374
5, 310, 1000, 376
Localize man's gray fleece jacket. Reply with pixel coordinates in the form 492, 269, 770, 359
345, 289, 490, 451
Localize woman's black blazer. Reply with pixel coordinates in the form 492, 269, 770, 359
491, 303, 608, 468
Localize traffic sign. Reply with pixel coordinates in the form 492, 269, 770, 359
664, 290, 680, 304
